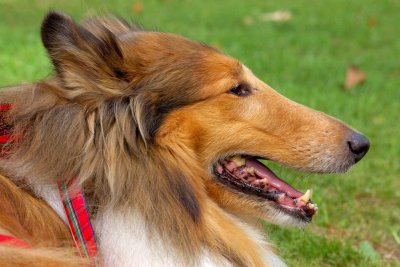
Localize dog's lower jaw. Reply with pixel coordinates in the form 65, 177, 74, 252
92, 208, 286, 267
259, 204, 310, 229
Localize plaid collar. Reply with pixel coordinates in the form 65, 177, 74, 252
58, 179, 99, 266
0, 103, 98, 265
0, 234, 30, 248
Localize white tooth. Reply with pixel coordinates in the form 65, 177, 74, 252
247, 167, 255, 176
230, 155, 246, 166
216, 164, 223, 174
257, 177, 268, 187
299, 189, 312, 204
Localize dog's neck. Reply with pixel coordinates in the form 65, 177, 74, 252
32, 180, 286, 267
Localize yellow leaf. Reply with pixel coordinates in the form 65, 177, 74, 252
260, 10, 292, 22
344, 65, 366, 90
132, 2, 144, 15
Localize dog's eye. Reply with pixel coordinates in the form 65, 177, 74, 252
229, 83, 251, 97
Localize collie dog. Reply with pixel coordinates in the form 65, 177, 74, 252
0, 12, 369, 266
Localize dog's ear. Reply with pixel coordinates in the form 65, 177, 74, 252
41, 12, 128, 103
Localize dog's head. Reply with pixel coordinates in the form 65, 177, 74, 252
40, 12, 369, 227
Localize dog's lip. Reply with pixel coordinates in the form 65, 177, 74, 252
213, 155, 318, 219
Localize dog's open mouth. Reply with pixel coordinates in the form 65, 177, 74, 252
214, 155, 318, 221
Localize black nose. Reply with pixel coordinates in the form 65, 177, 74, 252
347, 132, 370, 163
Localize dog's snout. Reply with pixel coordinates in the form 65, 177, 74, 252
347, 132, 370, 163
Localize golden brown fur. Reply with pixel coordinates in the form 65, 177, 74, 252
0, 12, 368, 266
0, 175, 71, 246
0, 175, 85, 266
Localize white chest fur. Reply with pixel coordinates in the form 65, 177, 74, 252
93, 209, 286, 267
33, 182, 68, 224
93, 209, 228, 266
36, 186, 285, 267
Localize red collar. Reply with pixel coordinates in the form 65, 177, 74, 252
58, 179, 98, 261
0, 234, 30, 248
0, 103, 98, 265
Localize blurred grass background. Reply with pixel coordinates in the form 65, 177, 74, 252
0, 0, 399, 266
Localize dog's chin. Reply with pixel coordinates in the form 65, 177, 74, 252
258, 201, 310, 228
212, 155, 318, 226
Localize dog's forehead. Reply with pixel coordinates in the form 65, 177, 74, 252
122, 31, 215, 54
120, 31, 243, 96
124, 32, 235, 64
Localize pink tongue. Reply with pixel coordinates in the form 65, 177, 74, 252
245, 159, 303, 198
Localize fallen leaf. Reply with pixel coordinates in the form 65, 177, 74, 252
344, 65, 366, 90
260, 10, 292, 22
367, 17, 378, 28
243, 16, 254, 26
132, 2, 144, 14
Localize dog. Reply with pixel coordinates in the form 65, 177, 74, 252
0, 12, 369, 266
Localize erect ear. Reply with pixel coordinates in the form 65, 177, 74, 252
41, 12, 128, 101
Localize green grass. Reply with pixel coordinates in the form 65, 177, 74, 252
1, 0, 399, 266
